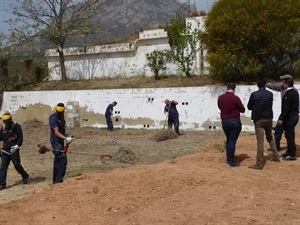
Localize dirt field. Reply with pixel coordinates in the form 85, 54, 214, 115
0, 121, 299, 225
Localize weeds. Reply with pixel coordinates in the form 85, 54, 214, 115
213, 141, 226, 153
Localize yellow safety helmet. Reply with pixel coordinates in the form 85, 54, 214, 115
55, 103, 65, 112
2, 112, 12, 121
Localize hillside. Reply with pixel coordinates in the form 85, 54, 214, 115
67, 0, 190, 46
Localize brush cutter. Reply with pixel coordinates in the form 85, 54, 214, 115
37, 143, 112, 164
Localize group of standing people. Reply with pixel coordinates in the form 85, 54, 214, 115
218, 74, 299, 170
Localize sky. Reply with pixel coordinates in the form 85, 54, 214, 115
0, 0, 217, 36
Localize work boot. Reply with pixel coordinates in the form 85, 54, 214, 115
248, 164, 263, 170
22, 175, 30, 184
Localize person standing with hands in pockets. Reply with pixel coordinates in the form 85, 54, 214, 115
218, 83, 245, 167
49, 103, 73, 184
247, 79, 280, 170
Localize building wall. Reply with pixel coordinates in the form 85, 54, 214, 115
46, 17, 208, 80
1, 85, 298, 132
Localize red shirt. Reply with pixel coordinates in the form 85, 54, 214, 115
218, 91, 245, 121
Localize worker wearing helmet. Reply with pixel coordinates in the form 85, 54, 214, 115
49, 103, 73, 184
0, 112, 29, 190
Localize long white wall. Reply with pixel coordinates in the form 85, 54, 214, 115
1, 85, 298, 132
46, 17, 208, 80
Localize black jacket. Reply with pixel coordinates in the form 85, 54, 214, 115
247, 88, 273, 121
0, 121, 23, 151
279, 88, 299, 121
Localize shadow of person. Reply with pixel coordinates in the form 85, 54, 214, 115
296, 145, 300, 157
5, 176, 47, 190
26, 176, 47, 184
235, 154, 251, 163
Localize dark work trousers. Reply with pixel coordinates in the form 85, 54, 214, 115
274, 124, 285, 149
52, 142, 67, 184
168, 115, 179, 134
106, 115, 113, 131
221, 119, 242, 165
0, 150, 29, 187
283, 115, 298, 157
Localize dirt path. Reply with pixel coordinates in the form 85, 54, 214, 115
0, 125, 299, 225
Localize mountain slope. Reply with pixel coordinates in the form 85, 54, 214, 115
68, 0, 188, 46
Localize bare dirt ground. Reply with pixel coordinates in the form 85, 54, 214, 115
0, 121, 299, 225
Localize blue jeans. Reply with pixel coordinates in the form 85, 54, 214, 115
274, 124, 284, 149
222, 119, 242, 165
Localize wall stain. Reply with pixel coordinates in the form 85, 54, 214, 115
13, 104, 52, 125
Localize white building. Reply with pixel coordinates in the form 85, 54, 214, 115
46, 17, 208, 80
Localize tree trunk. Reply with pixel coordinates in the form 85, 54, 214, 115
59, 51, 67, 81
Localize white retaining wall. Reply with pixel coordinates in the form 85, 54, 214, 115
1, 85, 298, 132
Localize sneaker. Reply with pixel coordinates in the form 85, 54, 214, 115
282, 155, 297, 161
249, 164, 263, 170
0, 185, 6, 190
22, 175, 29, 184
227, 162, 240, 167
282, 152, 290, 158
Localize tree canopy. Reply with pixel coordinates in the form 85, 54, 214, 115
201, 0, 300, 82
7, 0, 107, 81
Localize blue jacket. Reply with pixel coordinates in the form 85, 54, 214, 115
49, 113, 66, 144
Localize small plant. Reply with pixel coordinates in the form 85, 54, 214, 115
170, 159, 177, 164
146, 49, 171, 80
213, 140, 226, 153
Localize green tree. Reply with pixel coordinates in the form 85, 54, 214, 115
34, 66, 45, 82
7, 0, 107, 81
24, 59, 33, 79
0, 34, 9, 79
146, 50, 171, 80
201, 0, 300, 82
165, 18, 199, 77
0, 57, 9, 78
